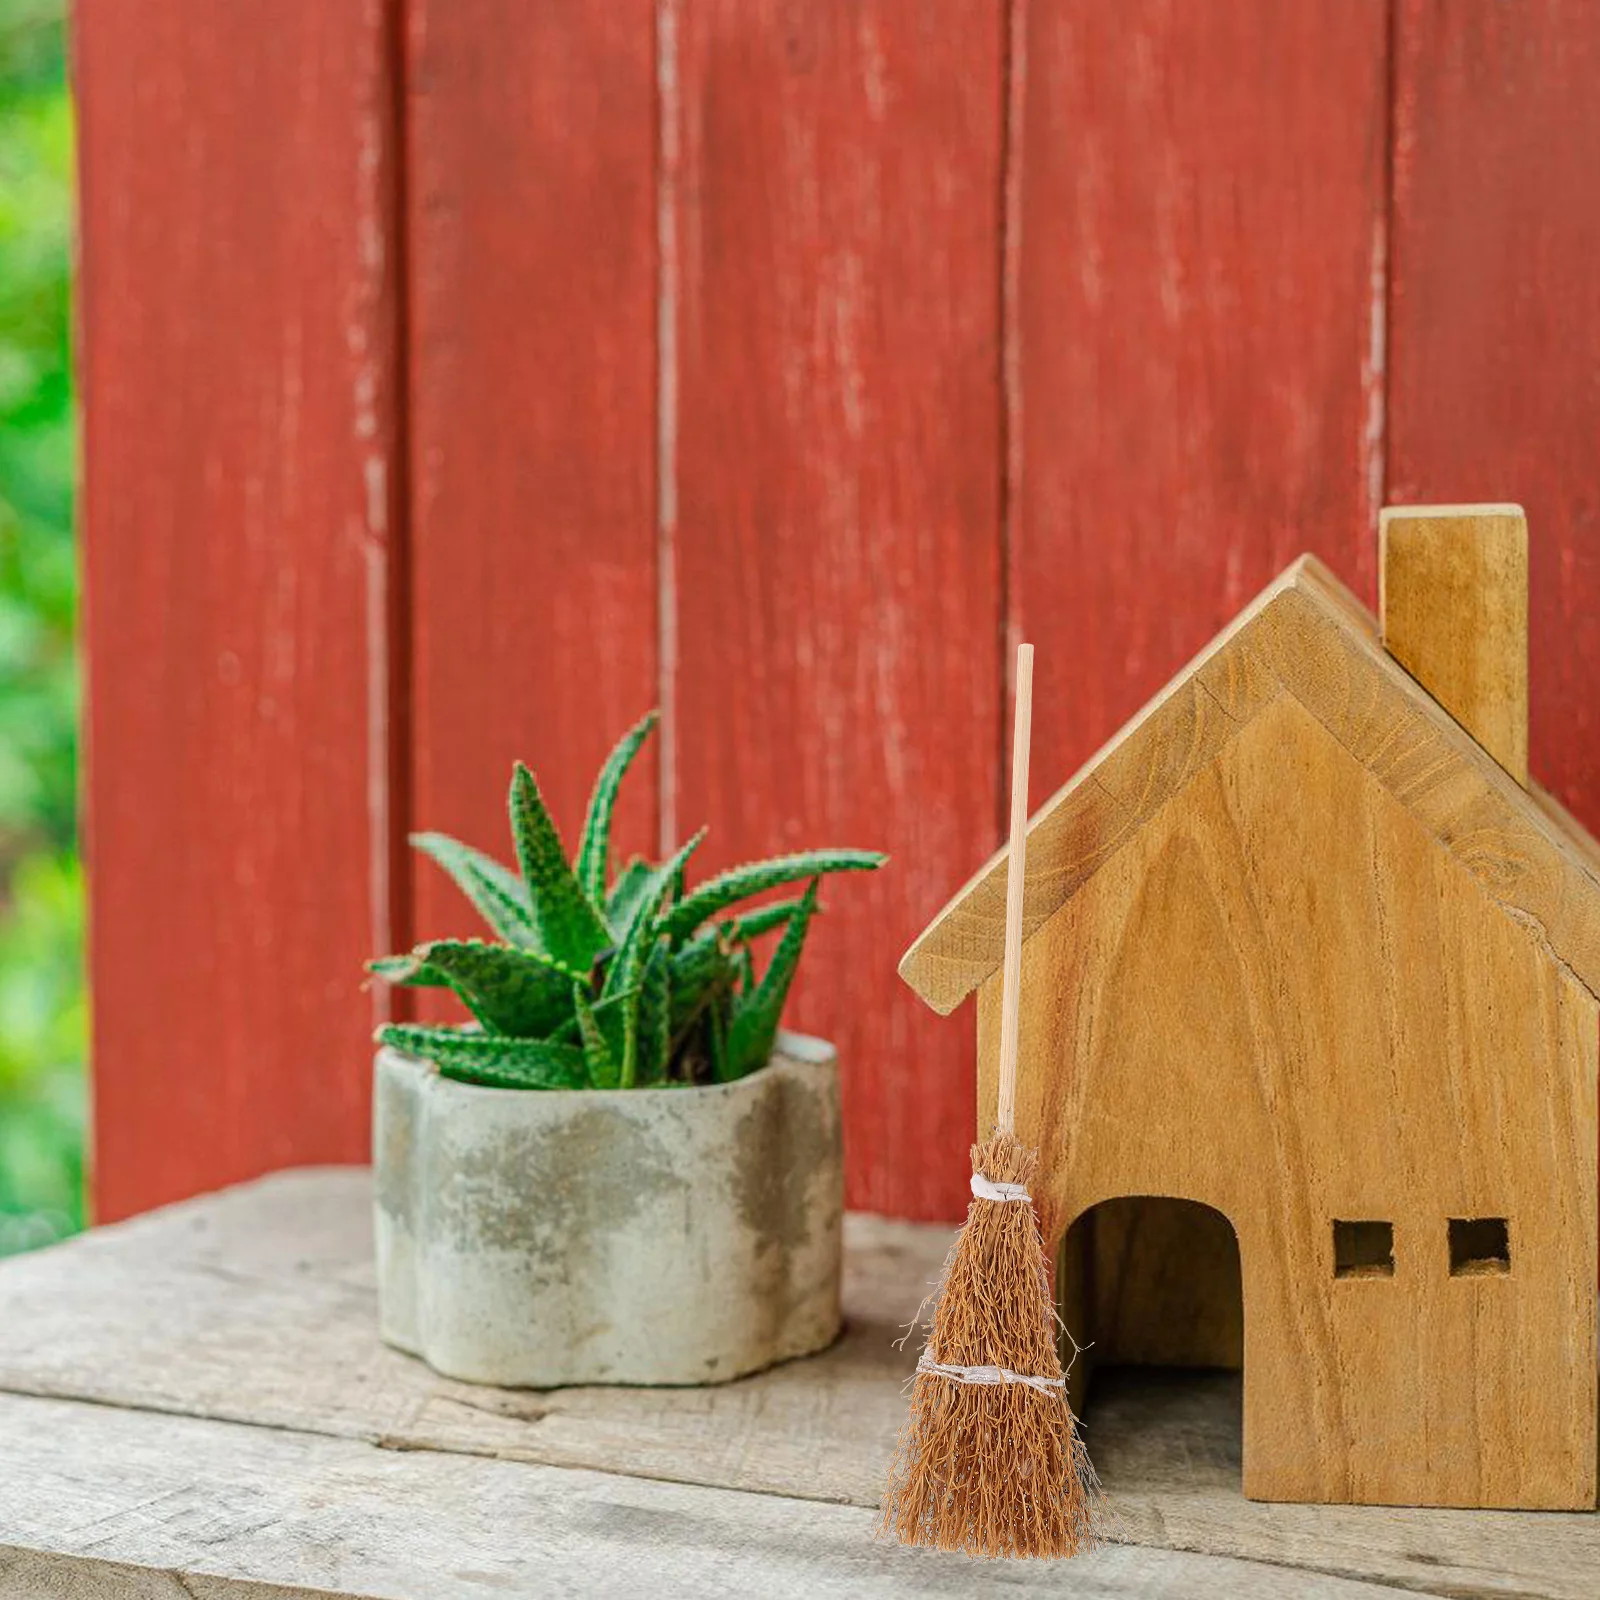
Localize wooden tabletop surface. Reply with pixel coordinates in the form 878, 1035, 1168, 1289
0, 1168, 1592, 1598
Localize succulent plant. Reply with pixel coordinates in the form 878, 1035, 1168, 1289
370, 711, 885, 1090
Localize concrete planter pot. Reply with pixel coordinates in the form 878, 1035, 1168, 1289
373, 1030, 843, 1387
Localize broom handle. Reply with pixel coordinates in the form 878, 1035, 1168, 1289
996, 643, 1033, 1136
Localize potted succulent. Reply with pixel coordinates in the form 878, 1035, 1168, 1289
370, 711, 883, 1388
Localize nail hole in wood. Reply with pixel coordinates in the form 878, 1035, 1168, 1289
1333, 1220, 1394, 1279
1448, 1217, 1509, 1277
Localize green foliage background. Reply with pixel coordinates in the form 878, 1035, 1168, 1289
0, 0, 83, 1254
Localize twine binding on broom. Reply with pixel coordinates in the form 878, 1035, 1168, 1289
969, 1173, 1031, 1202
916, 1353, 1067, 1395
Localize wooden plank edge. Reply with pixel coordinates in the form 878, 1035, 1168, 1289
0, 1391, 1426, 1600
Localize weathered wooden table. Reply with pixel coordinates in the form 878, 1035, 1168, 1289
0, 1170, 1592, 1598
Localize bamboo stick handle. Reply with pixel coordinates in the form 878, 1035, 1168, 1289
996, 643, 1033, 1136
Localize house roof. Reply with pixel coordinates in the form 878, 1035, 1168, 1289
900, 556, 1600, 1014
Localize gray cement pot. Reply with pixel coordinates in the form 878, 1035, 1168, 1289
373, 1031, 843, 1387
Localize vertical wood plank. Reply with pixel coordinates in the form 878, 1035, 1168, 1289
671, 1, 1006, 1219
1011, 1, 1390, 804
1388, 0, 1600, 835
405, 0, 660, 958
77, 1, 405, 1219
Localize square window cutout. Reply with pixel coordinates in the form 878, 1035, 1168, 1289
1333, 1220, 1394, 1279
1449, 1217, 1510, 1276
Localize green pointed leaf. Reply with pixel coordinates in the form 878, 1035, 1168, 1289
367, 953, 451, 989
668, 934, 737, 1041
510, 764, 611, 970
411, 833, 540, 949
632, 937, 671, 1087
548, 985, 634, 1046
571, 982, 622, 1089
668, 852, 691, 905
377, 940, 578, 1036
605, 829, 707, 1000
577, 711, 658, 906
717, 896, 807, 946
377, 1024, 587, 1090
367, 951, 505, 1031
605, 856, 655, 937
411, 833, 528, 909
660, 849, 883, 944
725, 880, 818, 1081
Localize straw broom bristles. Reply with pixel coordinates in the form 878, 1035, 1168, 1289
880, 1129, 1107, 1557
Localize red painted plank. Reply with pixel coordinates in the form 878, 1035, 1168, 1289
1011, 1, 1389, 801
1389, 0, 1600, 834
405, 1, 660, 964
671, 1, 1006, 1220
77, 1, 405, 1220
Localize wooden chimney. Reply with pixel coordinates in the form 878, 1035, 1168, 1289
1378, 504, 1529, 785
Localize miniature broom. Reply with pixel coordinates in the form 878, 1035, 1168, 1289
882, 643, 1107, 1559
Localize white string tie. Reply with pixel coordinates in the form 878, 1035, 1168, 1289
917, 1353, 1066, 1395
970, 1172, 1031, 1203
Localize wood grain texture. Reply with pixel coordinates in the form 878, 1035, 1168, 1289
670, 1, 1005, 1219
0, 1397, 1427, 1600
1380, 505, 1529, 784
905, 558, 1600, 1014
0, 1169, 938, 1510
75, 0, 405, 1220
1389, 0, 1600, 839
405, 0, 659, 970
1, 1173, 1597, 1596
1009, 0, 1388, 813
979, 691, 1598, 1508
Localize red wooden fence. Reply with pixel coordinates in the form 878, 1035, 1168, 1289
79, 1, 1600, 1224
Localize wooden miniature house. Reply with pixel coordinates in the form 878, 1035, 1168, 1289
901, 506, 1600, 1511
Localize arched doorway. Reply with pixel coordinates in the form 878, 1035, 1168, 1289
1058, 1197, 1243, 1483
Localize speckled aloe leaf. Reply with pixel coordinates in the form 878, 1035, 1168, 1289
656, 893, 806, 1007
368, 952, 451, 988
718, 896, 807, 946
411, 833, 540, 950
367, 951, 504, 1031
570, 982, 631, 1090
667, 932, 736, 1044
509, 764, 611, 971
550, 985, 633, 1050
629, 936, 672, 1087
659, 849, 883, 944
725, 880, 819, 1081
605, 857, 655, 938
376, 1023, 587, 1090
605, 829, 706, 1001
576, 710, 658, 907
733, 944, 755, 994
370, 940, 577, 1037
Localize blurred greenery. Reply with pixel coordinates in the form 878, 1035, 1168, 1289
0, 0, 83, 1255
